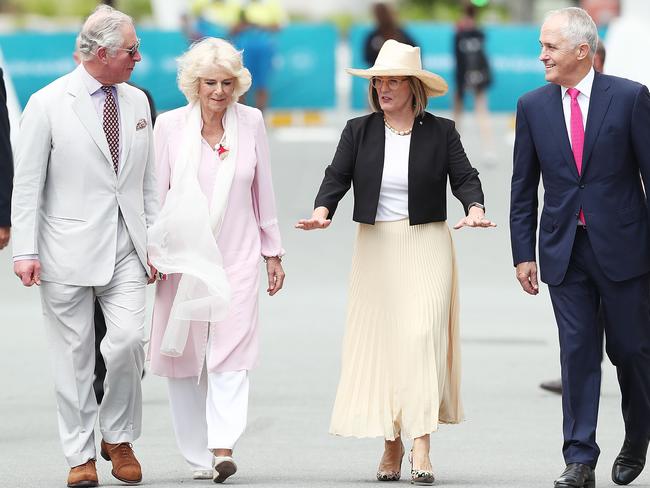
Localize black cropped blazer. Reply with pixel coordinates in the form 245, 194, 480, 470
314, 111, 484, 225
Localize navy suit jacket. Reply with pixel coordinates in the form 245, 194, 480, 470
510, 72, 650, 285
0, 68, 12, 227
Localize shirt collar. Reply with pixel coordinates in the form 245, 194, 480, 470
77, 63, 112, 96
561, 67, 595, 100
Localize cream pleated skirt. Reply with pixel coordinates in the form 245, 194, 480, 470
329, 219, 463, 440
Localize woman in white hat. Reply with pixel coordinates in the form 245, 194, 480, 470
296, 39, 495, 484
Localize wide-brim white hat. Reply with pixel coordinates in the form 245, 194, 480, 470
346, 39, 448, 98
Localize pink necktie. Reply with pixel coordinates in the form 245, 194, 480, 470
101, 85, 119, 174
568, 87, 585, 225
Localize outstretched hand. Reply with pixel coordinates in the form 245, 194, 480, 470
453, 207, 497, 230
295, 206, 331, 231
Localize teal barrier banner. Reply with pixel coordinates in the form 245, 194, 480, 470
350, 23, 547, 112
271, 23, 337, 109
0, 23, 337, 111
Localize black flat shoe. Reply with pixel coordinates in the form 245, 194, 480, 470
612, 437, 649, 485
554, 463, 595, 488
540, 379, 563, 395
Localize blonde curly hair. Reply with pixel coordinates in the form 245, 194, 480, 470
177, 37, 252, 104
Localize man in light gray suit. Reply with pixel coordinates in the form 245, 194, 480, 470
11, 6, 158, 487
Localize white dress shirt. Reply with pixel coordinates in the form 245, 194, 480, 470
561, 67, 594, 147
79, 64, 122, 160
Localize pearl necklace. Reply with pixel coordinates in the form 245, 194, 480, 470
383, 117, 412, 136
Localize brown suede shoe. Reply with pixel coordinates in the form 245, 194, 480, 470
67, 459, 98, 487
100, 440, 142, 484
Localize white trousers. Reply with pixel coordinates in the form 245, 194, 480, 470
167, 370, 249, 471
40, 243, 147, 467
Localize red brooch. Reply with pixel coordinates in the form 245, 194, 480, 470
217, 143, 229, 160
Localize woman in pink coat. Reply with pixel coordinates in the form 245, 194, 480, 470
147, 38, 285, 483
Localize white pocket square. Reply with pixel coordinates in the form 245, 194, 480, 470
136, 118, 147, 130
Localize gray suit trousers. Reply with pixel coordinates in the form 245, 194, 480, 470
40, 218, 147, 467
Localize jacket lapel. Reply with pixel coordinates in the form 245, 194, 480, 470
68, 70, 115, 169
542, 84, 579, 179
582, 72, 612, 175
366, 113, 385, 197
117, 84, 134, 176
408, 112, 428, 183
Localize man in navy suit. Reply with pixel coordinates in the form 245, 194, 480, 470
0, 68, 12, 251
510, 7, 650, 488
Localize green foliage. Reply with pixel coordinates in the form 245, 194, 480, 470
6, 0, 151, 19
116, 0, 152, 18
327, 12, 357, 37
9, 0, 94, 16
400, 0, 509, 22
398, 2, 458, 22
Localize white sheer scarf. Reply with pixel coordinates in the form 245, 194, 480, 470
147, 102, 238, 356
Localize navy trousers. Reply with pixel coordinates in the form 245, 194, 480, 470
548, 227, 650, 467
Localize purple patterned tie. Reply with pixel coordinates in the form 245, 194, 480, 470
567, 87, 585, 225
101, 85, 119, 174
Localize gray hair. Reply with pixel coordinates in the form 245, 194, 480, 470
76, 5, 134, 61
177, 37, 252, 105
546, 7, 599, 57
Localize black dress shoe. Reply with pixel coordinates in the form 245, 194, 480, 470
554, 463, 595, 488
612, 437, 649, 485
540, 379, 563, 395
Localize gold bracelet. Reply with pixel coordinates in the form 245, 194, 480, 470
263, 255, 282, 263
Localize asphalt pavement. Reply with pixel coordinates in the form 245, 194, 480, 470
0, 111, 647, 488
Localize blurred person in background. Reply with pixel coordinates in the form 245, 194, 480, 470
453, 2, 495, 164
181, 12, 204, 44
363, 2, 416, 66
510, 8, 650, 487
11, 5, 157, 487
297, 39, 494, 486
0, 68, 12, 251
539, 39, 607, 397
230, 0, 287, 112
147, 37, 285, 483
192, 0, 242, 35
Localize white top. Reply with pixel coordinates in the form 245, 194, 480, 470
375, 127, 410, 222
561, 67, 594, 146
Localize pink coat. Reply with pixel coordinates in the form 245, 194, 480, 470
147, 103, 284, 377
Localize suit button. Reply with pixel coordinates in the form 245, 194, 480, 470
579, 184, 585, 189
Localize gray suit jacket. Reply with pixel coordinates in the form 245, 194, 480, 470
11, 65, 158, 285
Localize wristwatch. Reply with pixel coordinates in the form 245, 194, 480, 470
468, 202, 485, 212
